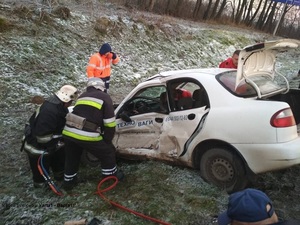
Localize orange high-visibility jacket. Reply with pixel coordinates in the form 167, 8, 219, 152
86, 53, 120, 79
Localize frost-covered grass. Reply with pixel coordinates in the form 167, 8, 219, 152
1, 1, 300, 225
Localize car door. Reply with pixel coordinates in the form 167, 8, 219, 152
114, 86, 168, 150
158, 79, 209, 158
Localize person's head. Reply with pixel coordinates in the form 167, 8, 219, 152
55, 85, 78, 106
232, 50, 240, 67
87, 77, 106, 92
218, 188, 279, 225
99, 43, 112, 56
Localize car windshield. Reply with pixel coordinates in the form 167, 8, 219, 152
217, 71, 283, 98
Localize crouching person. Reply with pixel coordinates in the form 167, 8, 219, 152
62, 78, 124, 191
23, 85, 78, 188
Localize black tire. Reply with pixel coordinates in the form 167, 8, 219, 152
80, 150, 100, 167
200, 147, 248, 193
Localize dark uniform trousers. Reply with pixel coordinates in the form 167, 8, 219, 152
28, 149, 65, 183
64, 137, 117, 177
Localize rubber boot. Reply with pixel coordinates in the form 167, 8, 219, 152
61, 177, 78, 191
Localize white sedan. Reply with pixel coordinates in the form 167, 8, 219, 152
86, 39, 300, 192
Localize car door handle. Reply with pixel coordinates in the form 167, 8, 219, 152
155, 118, 163, 123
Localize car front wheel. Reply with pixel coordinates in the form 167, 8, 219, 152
200, 147, 248, 193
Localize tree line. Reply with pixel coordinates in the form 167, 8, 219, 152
119, 0, 300, 39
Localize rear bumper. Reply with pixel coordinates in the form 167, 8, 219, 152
234, 137, 300, 174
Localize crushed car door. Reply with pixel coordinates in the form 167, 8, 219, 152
114, 86, 168, 150
159, 79, 209, 158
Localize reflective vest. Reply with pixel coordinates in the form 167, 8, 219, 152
86, 53, 120, 79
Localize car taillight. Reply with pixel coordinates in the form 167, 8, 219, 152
270, 108, 296, 127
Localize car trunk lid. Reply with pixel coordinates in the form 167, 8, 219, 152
235, 39, 300, 98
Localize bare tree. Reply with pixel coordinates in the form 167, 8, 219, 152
192, 0, 203, 20
246, 0, 264, 26
174, 0, 184, 17
165, 0, 172, 14
203, 0, 213, 20
263, 1, 278, 32
255, 0, 272, 29
214, 0, 227, 20
235, 0, 247, 23
147, 0, 156, 11
210, 0, 221, 19
244, 0, 255, 23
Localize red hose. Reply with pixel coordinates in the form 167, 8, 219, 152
37, 156, 171, 224
37, 155, 63, 196
96, 176, 172, 225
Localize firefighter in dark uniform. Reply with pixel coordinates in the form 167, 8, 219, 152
23, 85, 78, 188
62, 78, 124, 190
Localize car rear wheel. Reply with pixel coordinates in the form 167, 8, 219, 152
80, 150, 101, 167
200, 147, 248, 193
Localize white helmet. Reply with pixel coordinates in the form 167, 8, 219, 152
87, 78, 105, 91
55, 85, 78, 103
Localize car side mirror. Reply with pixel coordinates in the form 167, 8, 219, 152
120, 112, 132, 122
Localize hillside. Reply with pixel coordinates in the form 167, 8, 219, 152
1, 1, 300, 225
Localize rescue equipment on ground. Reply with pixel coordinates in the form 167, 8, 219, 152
37, 155, 171, 224
37, 153, 63, 196
96, 176, 172, 225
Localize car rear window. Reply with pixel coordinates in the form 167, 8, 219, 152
217, 71, 283, 98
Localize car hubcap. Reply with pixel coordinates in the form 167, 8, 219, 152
211, 158, 234, 182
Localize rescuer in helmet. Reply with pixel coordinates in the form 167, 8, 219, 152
62, 78, 124, 191
22, 85, 78, 188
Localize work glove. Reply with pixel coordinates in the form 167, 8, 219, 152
111, 52, 117, 60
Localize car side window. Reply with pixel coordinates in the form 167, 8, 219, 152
117, 86, 167, 118
167, 79, 207, 111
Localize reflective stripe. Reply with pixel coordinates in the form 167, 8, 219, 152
104, 121, 116, 128
103, 117, 116, 128
63, 126, 102, 141
36, 134, 61, 143
36, 134, 52, 143
78, 97, 104, 105
88, 63, 96, 68
97, 66, 106, 70
24, 142, 48, 155
53, 134, 62, 139
102, 166, 117, 175
64, 173, 77, 181
75, 97, 103, 110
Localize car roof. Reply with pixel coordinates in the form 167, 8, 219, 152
146, 68, 224, 82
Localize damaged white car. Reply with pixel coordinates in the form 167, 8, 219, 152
85, 39, 300, 192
